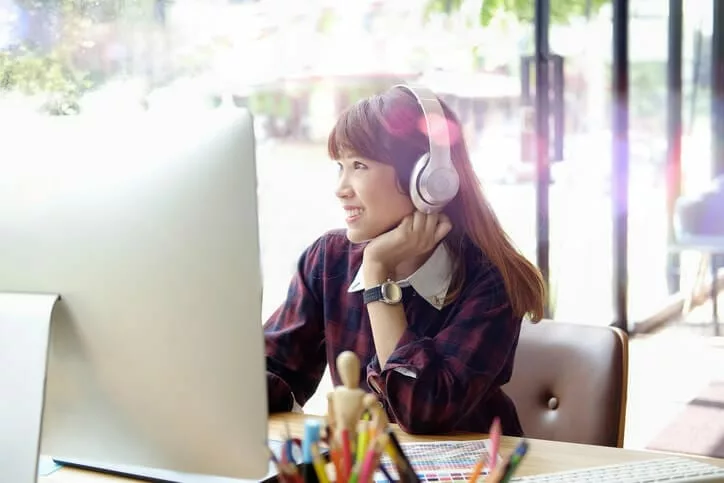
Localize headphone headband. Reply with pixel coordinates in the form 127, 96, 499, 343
393, 83, 452, 172
393, 83, 459, 213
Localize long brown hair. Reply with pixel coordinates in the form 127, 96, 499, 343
327, 86, 546, 322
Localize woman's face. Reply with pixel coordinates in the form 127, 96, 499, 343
335, 155, 415, 243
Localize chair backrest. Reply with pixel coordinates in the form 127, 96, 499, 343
502, 320, 629, 447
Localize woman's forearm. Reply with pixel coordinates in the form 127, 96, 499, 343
362, 261, 408, 367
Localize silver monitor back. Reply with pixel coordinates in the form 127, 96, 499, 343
0, 109, 269, 481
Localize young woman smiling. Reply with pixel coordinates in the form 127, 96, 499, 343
263, 85, 545, 436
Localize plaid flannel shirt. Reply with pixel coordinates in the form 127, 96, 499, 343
264, 230, 524, 436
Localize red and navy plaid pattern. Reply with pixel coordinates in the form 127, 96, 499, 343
264, 230, 524, 436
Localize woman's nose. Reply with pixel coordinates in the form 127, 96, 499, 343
335, 175, 353, 199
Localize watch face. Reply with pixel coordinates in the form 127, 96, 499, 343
381, 281, 403, 304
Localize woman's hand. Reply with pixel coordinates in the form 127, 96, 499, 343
363, 211, 452, 282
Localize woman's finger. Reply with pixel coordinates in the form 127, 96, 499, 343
423, 212, 439, 238
399, 214, 414, 233
433, 215, 452, 243
411, 210, 426, 234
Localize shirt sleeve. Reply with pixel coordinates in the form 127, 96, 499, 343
264, 236, 327, 413
365, 264, 521, 434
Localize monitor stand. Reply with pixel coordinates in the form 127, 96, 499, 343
53, 438, 292, 483
0, 292, 59, 483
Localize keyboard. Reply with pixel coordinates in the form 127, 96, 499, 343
510, 456, 724, 482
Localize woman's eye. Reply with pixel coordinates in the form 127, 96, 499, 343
353, 161, 367, 170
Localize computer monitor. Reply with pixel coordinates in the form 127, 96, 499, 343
0, 109, 270, 482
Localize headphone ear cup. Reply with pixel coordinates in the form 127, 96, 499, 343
397, 83, 459, 212
427, 167, 460, 202
409, 152, 433, 213
409, 152, 459, 213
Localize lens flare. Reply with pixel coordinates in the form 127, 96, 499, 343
417, 113, 460, 147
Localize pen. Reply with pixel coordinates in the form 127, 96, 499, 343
342, 428, 353, 479
310, 442, 330, 483
303, 419, 322, 463
301, 459, 320, 483
466, 451, 489, 483
329, 441, 344, 483
358, 432, 388, 483
488, 417, 501, 471
486, 440, 528, 483
285, 463, 304, 483
267, 447, 288, 483
356, 418, 370, 464
500, 440, 528, 483
284, 421, 296, 464
385, 428, 420, 483
301, 420, 323, 483
348, 459, 362, 483
378, 462, 395, 483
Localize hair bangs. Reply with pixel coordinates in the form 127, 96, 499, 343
327, 99, 387, 162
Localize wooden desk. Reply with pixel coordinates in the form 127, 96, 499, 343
41, 413, 724, 482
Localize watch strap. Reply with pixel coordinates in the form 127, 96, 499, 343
363, 286, 384, 305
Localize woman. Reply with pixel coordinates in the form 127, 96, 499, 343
264, 85, 545, 436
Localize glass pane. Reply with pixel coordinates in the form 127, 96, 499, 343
547, 0, 713, 328
624, 0, 716, 328
625, 0, 670, 324
676, 0, 716, 324
546, 6, 616, 324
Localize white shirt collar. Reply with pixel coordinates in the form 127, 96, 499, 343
347, 243, 453, 310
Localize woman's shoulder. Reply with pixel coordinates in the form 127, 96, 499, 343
306, 229, 365, 274
312, 229, 361, 253
317, 228, 351, 245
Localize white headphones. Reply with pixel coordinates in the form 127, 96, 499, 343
395, 84, 460, 214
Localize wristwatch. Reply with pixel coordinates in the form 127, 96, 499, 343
363, 279, 403, 305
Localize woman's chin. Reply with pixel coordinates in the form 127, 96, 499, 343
345, 228, 372, 244
346, 219, 401, 244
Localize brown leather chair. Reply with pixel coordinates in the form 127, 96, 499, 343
502, 320, 629, 447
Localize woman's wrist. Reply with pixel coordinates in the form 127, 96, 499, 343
361, 257, 390, 288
